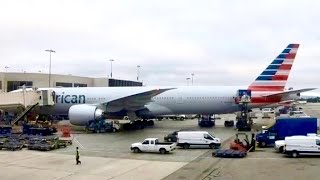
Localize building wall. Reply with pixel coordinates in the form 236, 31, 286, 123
0, 72, 142, 92
0, 72, 109, 92
93, 78, 109, 87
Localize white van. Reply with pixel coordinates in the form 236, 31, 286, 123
177, 131, 220, 149
284, 136, 320, 158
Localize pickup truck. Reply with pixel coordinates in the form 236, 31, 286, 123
131, 138, 176, 154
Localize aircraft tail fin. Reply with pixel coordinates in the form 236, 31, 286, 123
248, 44, 300, 91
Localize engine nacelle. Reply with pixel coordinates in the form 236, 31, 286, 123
283, 93, 300, 101
68, 104, 104, 126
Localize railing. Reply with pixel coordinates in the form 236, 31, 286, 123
12, 103, 39, 125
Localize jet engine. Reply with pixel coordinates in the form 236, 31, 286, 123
283, 92, 301, 101
68, 104, 104, 126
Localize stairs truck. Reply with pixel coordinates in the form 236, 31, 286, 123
256, 117, 317, 148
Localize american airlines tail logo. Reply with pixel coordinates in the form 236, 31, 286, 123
249, 43, 299, 92
56, 93, 86, 104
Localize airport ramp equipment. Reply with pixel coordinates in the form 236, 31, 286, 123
0, 89, 55, 110
12, 103, 39, 125
0, 89, 55, 125
213, 149, 247, 158
0, 91, 40, 110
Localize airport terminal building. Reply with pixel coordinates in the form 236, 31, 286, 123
0, 72, 143, 92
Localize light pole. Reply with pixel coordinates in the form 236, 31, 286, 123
137, 65, 140, 81
109, 59, 114, 78
191, 73, 194, 86
186, 77, 191, 86
45, 49, 56, 87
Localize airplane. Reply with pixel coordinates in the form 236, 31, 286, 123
12, 44, 315, 126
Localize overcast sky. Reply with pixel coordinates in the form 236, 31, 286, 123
0, 0, 319, 91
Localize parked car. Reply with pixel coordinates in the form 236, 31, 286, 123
177, 131, 220, 149
131, 138, 176, 154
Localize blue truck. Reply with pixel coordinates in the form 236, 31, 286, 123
256, 117, 317, 147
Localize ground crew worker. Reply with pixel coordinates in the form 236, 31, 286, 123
76, 147, 81, 165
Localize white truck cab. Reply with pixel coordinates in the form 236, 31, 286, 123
177, 131, 221, 149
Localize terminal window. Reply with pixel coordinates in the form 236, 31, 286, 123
108, 79, 142, 87
74, 83, 87, 87
56, 82, 72, 87
7, 81, 33, 92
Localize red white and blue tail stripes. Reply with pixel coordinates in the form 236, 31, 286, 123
248, 44, 299, 92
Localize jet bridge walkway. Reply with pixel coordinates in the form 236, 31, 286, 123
0, 89, 55, 125
0, 91, 40, 111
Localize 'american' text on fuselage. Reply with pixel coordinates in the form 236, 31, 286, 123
56, 94, 86, 104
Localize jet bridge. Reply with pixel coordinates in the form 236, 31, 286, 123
0, 89, 55, 125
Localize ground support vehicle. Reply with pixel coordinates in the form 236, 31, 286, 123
198, 115, 215, 127
57, 138, 72, 147
284, 135, 320, 158
26, 135, 70, 151
213, 133, 255, 158
27, 139, 56, 151
177, 131, 221, 149
86, 119, 120, 133
131, 138, 176, 154
0, 125, 12, 134
0, 140, 24, 151
230, 133, 256, 152
224, 120, 234, 127
22, 123, 57, 136
256, 117, 317, 147
213, 149, 247, 158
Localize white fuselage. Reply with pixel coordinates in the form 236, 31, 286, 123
40, 86, 249, 117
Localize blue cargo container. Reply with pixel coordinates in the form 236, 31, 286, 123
256, 117, 317, 147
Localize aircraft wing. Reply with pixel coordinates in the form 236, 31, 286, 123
102, 88, 175, 112
262, 88, 317, 98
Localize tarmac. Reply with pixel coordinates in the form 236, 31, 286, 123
1, 103, 320, 180
0, 150, 186, 180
